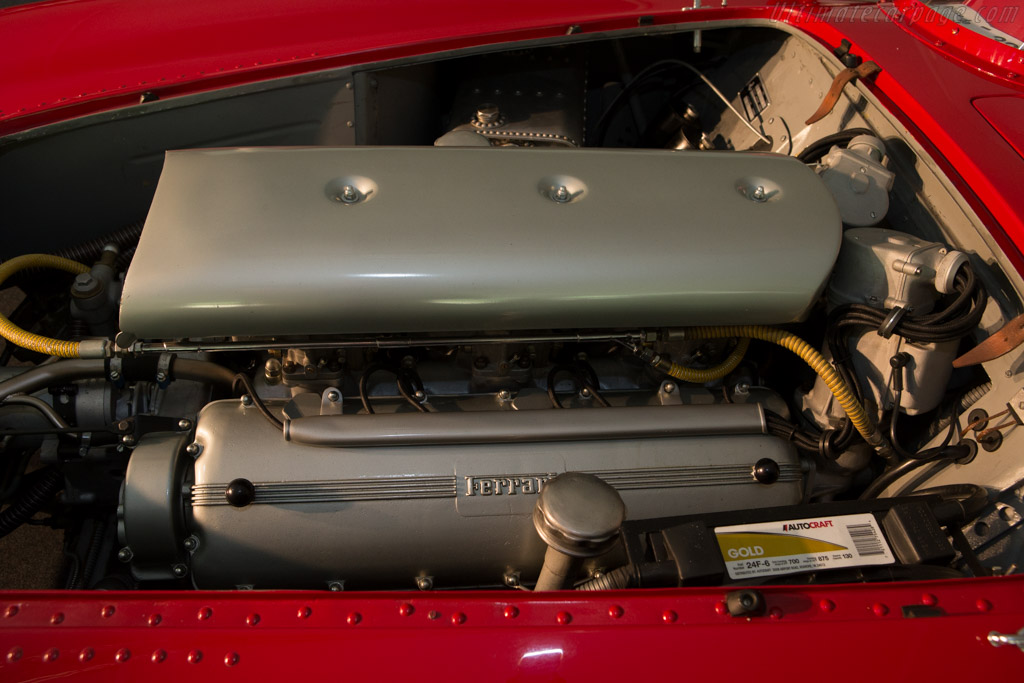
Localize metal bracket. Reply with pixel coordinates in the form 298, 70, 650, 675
320, 387, 344, 416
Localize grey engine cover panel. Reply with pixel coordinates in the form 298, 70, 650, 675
183, 400, 803, 589
119, 146, 841, 339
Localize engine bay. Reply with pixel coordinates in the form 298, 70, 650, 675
1, 25, 1021, 592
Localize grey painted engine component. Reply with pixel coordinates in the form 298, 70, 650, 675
123, 400, 804, 589
816, 135, 894, 227
119, 146, 841, 339
808, 228, 965, 418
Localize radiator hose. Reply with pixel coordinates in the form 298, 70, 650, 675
667, 325, 894, 461
0, 254, 107, 358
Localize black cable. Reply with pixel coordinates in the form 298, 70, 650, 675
231, 373, 284, 430
358, 365, 427, 414
0, 467, 62, 540
546, 364, 611, 408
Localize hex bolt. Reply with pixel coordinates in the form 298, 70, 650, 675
177, 419, 191, 430
552, 185, 571, 203
415, 576, 434, 591
326, 390, 341, 403
117, 419, 132, 433
475, 104, 501, 125
117, 547, 134, 563
172, 564, 188, 578
183, 536, 199, 552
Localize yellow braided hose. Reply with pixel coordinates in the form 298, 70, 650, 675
661, 337, 750, 383
678, 325, 892, 458
0, 254, 89, 358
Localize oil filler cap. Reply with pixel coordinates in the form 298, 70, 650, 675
533, 472, 625, 558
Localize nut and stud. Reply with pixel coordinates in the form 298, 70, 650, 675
751, 186, 767, 202
240, 394, 254, 406
552, 185, 571, 203
337, 185, 359, 204
177, 419, 191, 430
497, 389, 511, 401
186, 442, 202, 456
475, 104, 501, 125
662, 382, 675, 394
121, 435, 136, 446
326, 390, 340, 403
503, 571, 521, 588
415, 576, 434, 591
117, 547, 134, 563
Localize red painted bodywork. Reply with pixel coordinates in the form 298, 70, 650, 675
1, 1, 1024, 679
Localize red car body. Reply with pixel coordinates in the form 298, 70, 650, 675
2, 0, 1024, 679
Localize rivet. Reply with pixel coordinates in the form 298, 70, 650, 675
225, 652, 240, 667
399, 603, 414, 617
246, 613, 260, 626
79, 647, 94, 662
101, 605, 116, 618
152, 649, 166, 663
147, 613, 162, 626
662, 610, 677, 623
347, 611, 362, 625
428, 610, 441, 620
187, 649, 203, 664
197, 606, 213, 620
116, 648, 131, 663
714, 601, 728, 615
608, 605, 624, 619
819, 599, 835, 612
977, 598, 993, 612
4, 605, 18, 618
872, 602, 889, 616
921, 593, 938, 606
43, 648, 59, 662
770, 607, 784, 620
297, 606, 312, 619
503, 606, 519, 619
7, 647, 22, 663
50, 612, 65, 625
556, 611, 572, 625
451, 612, 466, 625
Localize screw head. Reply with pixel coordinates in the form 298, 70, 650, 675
503, 571, 521, 587
415, 576, 434, 591
186, 442, 202, 456
326, 390, 340, 402
328, 581, 344, 592
117, 547, 133, 563
183, 536, 199, 552
240, 394, 254, 406
497, 389, 511, 401
172, 564, 188, 578
662, 382, 675, 394
177, 419, 191, 430
121, 434, 135, 446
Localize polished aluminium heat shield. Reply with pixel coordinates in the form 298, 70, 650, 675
122, 400, 804, 589
119, 147, 841, 339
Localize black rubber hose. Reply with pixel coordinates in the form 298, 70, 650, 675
79, 519, 107, 590
796, 128, 874, 163
575, 566, 635, 591
232, 373, 284, 430
358, 365, 428, 414
859, 443, 971, 500
0, 468, 62, 539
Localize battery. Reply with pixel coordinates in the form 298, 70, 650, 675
619, 497, 959, 586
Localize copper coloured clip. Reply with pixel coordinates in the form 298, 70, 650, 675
805, 61, 881, 126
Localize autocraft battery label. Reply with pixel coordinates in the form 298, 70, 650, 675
715, 513, 895, 579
